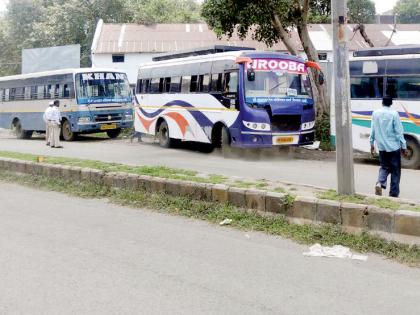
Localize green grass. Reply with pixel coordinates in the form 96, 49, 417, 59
317, 189, 414, 211
233, 180, 256, 188
274, 187, 286, 193
1, 169, 419, 267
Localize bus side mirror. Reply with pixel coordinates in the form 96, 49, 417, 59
247, 69, 255, 81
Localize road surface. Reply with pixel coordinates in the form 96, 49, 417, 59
0, 130, 419, 201
0, 182, 419, 314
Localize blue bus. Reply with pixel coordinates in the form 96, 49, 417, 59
134, 46, 320, 149
0, 68, 133, 140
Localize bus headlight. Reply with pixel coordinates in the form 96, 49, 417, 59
243, 120, 271, 131
125, 114, 133, 121
78, 117, 91, 124
301, 121, 315, 130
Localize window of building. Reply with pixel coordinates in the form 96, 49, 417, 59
350, 77, 383, 99
181, 76, 191, 93
112, 54, 125, 63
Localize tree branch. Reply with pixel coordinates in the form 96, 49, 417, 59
353, 24, 374, 47
272, 14, 298, 55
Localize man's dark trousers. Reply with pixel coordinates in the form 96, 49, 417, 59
378, 150, 401, 197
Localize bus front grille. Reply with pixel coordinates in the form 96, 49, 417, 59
95, 113, 123, 122
271, 115, 301, 132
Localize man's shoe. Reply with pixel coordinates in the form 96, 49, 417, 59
375, 183, 382, 196
46, 142, 50, 146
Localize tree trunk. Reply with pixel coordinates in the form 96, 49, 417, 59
272, 14, 299, 56
296, 23, 330, 117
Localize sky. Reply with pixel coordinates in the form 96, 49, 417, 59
0, 0, 401, 15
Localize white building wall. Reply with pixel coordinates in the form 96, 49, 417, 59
91, 52, 157, 85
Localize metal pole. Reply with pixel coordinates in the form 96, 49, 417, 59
332, 0, 355, 195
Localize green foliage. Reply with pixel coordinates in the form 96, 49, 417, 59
315, 113, 333, 151
0, 0, 202, 75
347, 0, 376, 24
129, 0, 201, 24
395, 0, 420, 23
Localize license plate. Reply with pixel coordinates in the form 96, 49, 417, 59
100, 123, 117, 130
275, 136, 295, 144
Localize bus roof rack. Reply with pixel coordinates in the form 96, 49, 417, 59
152, 45, 255, 62
353, 45, 420, 57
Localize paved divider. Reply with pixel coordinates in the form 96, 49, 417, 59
1, 157, 419, 241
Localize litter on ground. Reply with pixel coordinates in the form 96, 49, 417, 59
219, 218, 233, 226
303, 244, 368, 261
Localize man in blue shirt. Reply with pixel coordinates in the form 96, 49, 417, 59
370, 97, 408, 197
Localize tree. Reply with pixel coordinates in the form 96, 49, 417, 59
395, 0, 420, 23
128, 0, 202, 24
347, 0, 376, 24
202, 0, 329, 117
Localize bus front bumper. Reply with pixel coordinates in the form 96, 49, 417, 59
234, 130, 315, 148
74, 120, 134, 133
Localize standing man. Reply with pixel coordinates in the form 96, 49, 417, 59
370, 97, 408, 197
43, 101, 54, 146
49, 100, 63, 148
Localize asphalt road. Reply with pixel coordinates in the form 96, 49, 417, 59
1, 182, 420, 314
0, 130, 419, 201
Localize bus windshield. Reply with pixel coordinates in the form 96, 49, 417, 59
76, 72, 131, 104
245, 71, 311, 102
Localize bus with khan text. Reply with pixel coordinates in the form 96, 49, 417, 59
134, 46, 320, 149
0, 68, 133, 140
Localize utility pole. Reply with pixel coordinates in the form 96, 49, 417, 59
332, 0, 355, 195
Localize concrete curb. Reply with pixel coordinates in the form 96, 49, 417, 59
1, 157, 419, 241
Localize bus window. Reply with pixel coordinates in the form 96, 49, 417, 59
143, 79, 150, 93
181, 76, 191, 93
159, 78, 164, 93
386, 77, 420, 99
224, 72, 238, 93
190, 75, 198, 92
199, 74, 210, 92
164, 77, 171, 93
350, 77, 383, 99
63, 84, 70, 98
4, 89, 10, 101
0, 89, 3, 101
150, 78, 160, 93
210, 73, 223, 92
170, 77, 181, 93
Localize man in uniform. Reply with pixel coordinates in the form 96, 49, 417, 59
42, 101, 54, 145
49, 100, 63, 148
370, 97, 408, 197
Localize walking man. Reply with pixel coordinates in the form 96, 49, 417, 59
370, 97, 408, 197
49, 100, 63, 148
43, 101, 54, 146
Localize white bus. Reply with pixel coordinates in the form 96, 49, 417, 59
0, 68, 133, 140
345, 46, 420, 169
134, 46, 320, 150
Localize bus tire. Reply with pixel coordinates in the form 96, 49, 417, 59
158, 120, 172, 148
12, 119, 32, 139
61, 119, 77, 141
402, 138, 420, 169
106, 128, 121, 139
221, 126, 234, 157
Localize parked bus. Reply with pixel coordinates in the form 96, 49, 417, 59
0, 68, 133, 140
348, 46, 420, 168
134, 46, 321, 149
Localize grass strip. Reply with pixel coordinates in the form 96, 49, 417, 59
318, 189, 420, 212
0, 169, 419, 267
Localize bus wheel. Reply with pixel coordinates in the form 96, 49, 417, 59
106, 128, 121, 139
402, 139, 420, 169
61, 119, 77, 141
221, 126, 234, 157
158, 121, 172, 148
13, 119, 32, 139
